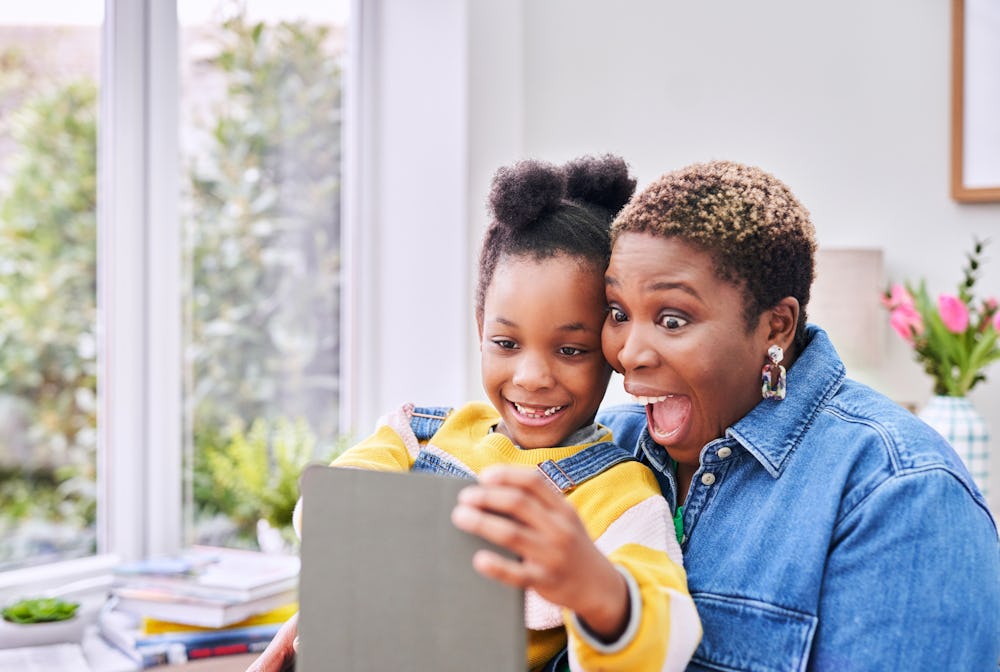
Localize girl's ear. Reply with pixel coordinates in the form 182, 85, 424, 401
476, 315, 484, 348
767, 297, 800, 350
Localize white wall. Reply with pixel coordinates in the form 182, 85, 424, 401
364, 0, 1000, 509
344, 0, 472, 435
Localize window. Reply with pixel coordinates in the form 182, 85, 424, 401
178, 0, 348, 551
0, 0, 349, 582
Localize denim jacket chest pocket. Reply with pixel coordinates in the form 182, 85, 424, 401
688, 593, 817, 672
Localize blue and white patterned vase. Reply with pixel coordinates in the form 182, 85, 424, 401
919, 395, 990, 497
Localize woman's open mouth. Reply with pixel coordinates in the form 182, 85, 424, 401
633, 394, 691, 441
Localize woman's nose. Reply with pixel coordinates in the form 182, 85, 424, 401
613, 324, 659, 372
512, 351, 554, 390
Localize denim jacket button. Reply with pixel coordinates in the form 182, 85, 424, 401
717, 447, 732, 459
701, 472, 716, 486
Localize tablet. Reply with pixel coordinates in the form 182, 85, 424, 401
297, 465, 524, 672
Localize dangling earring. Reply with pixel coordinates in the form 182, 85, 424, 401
761, 344, 786, 400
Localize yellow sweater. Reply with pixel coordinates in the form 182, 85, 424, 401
332, 401, 701, 672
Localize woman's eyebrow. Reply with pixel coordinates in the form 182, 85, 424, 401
648, 280, 701, 299
605, 275, 703, 301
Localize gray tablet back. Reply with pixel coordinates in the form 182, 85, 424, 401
297, 465, 524, 672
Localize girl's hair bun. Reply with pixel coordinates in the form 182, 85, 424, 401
564, 154, 636, 214
488, 159, 566, 232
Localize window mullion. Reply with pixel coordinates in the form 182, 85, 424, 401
99, 0, 182, 562
145, 0, 182, 558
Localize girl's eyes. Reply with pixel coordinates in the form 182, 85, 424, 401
491, 340, 585, 357
658, 314, 689, 330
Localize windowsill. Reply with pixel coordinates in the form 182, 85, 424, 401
0, 554, 119, 604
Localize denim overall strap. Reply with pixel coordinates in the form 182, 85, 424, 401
408, 406, 453, 440
408, 406, 477, 480
536, 441, 636, 493
411, 450, 477, 480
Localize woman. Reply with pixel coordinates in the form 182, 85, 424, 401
597, 160, 1000, 670
251, 160, 1000, 671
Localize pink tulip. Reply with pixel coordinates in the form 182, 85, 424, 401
937, 294, 969, 333
890, 303, 923, 343
882, 283, 915, 310
994, 310, 1000, 332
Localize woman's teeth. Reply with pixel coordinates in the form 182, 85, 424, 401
632, 394, 670, 405
514, 402, 565, 418
652, 425, 681, 439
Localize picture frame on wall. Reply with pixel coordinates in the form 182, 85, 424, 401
951, 0, 1000, 202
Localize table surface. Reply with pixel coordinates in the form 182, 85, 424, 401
168, 652, 258, 670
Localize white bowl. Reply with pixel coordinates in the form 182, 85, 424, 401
0, 615, 87, 649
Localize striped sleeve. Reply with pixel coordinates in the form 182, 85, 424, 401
565, 493, 701, 671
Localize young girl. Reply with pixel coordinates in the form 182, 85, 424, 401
293, 156, 700, 672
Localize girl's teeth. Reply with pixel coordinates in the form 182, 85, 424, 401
514, 402, 565, 418
632, 394, 670, 405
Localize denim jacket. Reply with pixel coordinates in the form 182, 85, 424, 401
598, 325, 1000, 671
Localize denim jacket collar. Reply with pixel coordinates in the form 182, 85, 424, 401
727, 325, 846, 478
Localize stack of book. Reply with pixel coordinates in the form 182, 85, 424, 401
98, 602, 296, 668
111, 545, 299, 628
100, 546, 299, 667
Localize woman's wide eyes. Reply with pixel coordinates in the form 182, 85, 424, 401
659, 314, 688, 330
608, 307, 687, 329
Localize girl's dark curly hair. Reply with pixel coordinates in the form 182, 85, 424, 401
612, 160, 816, 350
476, 154, 636, 322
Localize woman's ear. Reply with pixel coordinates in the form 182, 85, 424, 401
767, 297, 800, 350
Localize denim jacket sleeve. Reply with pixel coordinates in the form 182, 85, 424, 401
813, 466, 1000, 670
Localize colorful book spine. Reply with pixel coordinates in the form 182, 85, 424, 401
134, 623, 282, 666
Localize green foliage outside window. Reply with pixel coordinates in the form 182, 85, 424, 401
0, 10, 344, 564
184, 13, 342, 443
193, 416, 346, 549
184, 12, 344, 547
0, 76, 98, 567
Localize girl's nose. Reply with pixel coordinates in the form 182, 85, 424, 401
512, 351, 555, 390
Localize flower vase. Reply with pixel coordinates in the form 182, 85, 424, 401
918, 395, 990, 496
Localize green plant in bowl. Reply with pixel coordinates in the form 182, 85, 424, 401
2, 597, 79, 624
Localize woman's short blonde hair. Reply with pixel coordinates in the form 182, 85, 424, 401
612, 160, 816, 347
